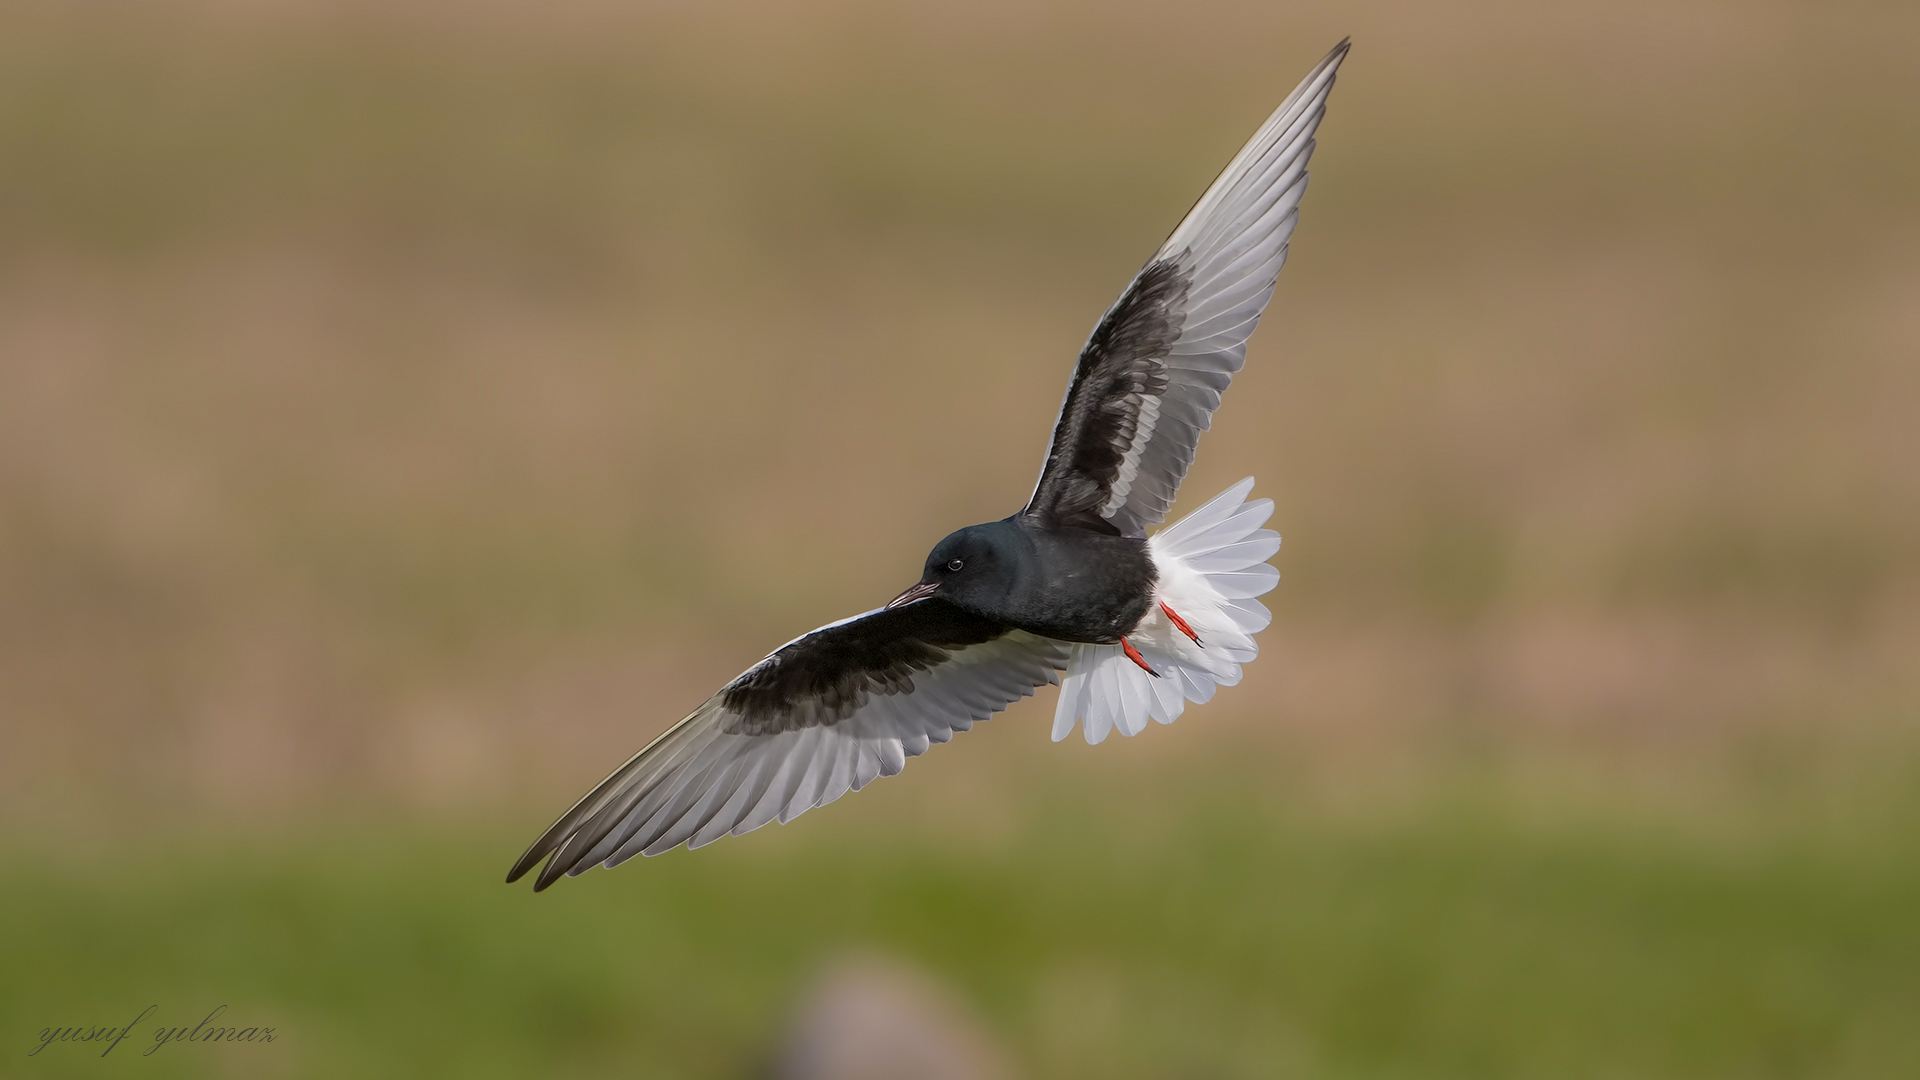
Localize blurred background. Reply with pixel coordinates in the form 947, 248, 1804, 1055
3, 0, 1918, 1076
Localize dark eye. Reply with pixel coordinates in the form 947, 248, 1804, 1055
947, 559, 964, 572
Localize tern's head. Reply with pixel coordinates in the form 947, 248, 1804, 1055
888, 521, 1023, 612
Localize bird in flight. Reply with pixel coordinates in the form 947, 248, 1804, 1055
510, 40, 1348, 890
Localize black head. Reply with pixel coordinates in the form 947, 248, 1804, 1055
887, 520, 1024, 615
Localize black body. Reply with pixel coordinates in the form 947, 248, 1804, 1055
913, 516, 1157, 645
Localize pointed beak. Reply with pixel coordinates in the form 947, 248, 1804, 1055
887, 580, 941, 609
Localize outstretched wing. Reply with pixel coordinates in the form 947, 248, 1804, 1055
508, 599, 1067, 889
1024, 40, 1348, 537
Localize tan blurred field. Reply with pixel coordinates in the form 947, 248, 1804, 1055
4, 0, 1916, 817
4, 3, 1920, 1077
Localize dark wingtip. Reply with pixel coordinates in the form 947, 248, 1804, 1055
505, 844, 546, 886
508, 840, 569, 890
533, 853, 576, 892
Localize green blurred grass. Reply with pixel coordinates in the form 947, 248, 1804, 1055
8, 756, 1919, 1080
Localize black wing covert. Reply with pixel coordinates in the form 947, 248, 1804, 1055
508, 599, 1066, 889
1024, 40, 1348, 537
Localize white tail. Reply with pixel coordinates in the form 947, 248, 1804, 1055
1051, 478, 1279, 744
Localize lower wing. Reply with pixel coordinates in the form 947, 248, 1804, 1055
508, 599, 1068, 889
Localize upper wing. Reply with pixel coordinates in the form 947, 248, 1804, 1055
507, 599, 1067, 889
1024, 40, 1348, 537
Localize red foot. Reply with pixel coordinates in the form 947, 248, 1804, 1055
1160, 602, 1203, 646
1122, 638, 1161, 678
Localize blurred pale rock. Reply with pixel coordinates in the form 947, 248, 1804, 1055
769, 955, 1013, 1080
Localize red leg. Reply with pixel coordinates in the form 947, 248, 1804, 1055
1122, 638, 1161, 678
1160, 602, 1203, 646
